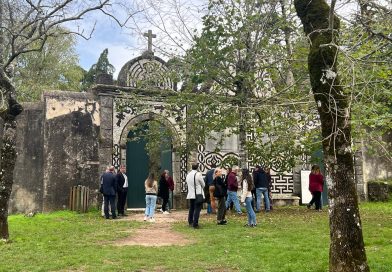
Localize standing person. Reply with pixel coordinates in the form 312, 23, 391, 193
165, 170, 175, 212
225, 166, 243, 215
159, 171, 170, 214
186, 163, 205, 229
116, 165, 128, 216
213, 168, 227, 225
101, 166, 117, 220
265, 167, 273, 211
307, 165, 324, 211
241, 169, 257, 227
205, 163, 217, 214
144, 173, 158, 222
101, 166, 110, 217
254, 165, 270, 212
251, 168, 258, 210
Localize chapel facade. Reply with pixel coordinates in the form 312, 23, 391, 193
5, 32, 387, 213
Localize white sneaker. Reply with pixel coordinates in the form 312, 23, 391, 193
149, 217, 155, 223
163, 211, 170, 215
159, 208, 163, 212
143, 216, 148, 221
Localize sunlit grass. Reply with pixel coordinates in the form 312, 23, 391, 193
1, 202, 391, 271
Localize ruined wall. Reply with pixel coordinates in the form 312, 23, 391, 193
10, 102, 45, 213
361, 134, 392, 197
42, 91, 100, 212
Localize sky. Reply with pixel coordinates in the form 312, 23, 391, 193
74, 0, 205, 79
73, 0, 359, 80
75, 16, 144, 79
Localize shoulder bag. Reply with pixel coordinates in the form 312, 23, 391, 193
194, 172, 205, 205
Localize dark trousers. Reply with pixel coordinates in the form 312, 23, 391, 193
188, 199, 202, 227
309, 191, 322, 210
251, 189, 257, 210
117, 188, 128, 215
216, 197, 226, 221
162, 197, 169, 212
104, 195, 116, 219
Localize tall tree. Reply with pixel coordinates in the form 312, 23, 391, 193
82, 48, 115, 90
294, 0, 369, 271
14, 33, 84, 102
0, 0, 134, 241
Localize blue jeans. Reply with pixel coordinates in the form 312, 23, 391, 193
245, 197, 257, 225
168, 191, 173, 210
207, 203, 212, 214
256, 187, 270, 211
145, 195, 157, 218
225, 190, 242, 213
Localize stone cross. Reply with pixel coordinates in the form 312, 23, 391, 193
143, 30, 156, 53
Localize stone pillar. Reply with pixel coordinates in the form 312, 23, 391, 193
98, 95, 114, 173
354, 145, 366, 201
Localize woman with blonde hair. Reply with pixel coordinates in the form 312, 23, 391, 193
213, 168, 227, 225
144, 173, 158, 222
307, 165, 324, 211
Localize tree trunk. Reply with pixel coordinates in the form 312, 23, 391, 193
294, 1, 369, 271
238, 108, 247, 169
0, 117, 17, 240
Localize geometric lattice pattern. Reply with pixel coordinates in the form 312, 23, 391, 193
180, 153, 188, 193
270, 175, 294, 194
112, 144, 121, 171
197, 144, 294, 195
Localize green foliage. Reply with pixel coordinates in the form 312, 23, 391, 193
338, 19, 392, 161
13, 34, 84, 102
1, 204, 392, 271
127, 120, 172, 175
82, 48, 115, 90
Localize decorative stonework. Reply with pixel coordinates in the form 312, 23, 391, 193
197, 144, 295, 195
117, 55, 174, 90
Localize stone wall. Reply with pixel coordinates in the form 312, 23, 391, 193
42, 91, 101, 212
10, 102, 44, 213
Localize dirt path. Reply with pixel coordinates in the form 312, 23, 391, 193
113, 210, 195, 247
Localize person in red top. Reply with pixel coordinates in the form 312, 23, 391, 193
307, 165, 324, 211
165, 170, 175, 212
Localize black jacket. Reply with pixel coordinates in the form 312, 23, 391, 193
158, 176, 170, 199
101, 172, 117, 196
116, 172, 127, 191
213, 176, 227, 198
254, 169, 269, 188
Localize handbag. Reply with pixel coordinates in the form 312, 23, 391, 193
194, 173, 205, 205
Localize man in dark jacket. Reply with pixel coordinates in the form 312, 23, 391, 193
254, 165, 270, 212
116, 165, 128, 216
101, 166, 117, 219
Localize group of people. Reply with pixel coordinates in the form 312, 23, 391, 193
186, 163, 274, 229
100, 165, 128, 220
101, 162, 324, 226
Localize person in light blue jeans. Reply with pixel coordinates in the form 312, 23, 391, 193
241, 169, 257, 227
225, 166, 242, 214
253, 166, 270, 212
144, 173, 158, 222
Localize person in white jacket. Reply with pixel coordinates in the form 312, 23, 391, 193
186, 163, 205, 229
241, 169, 257, 227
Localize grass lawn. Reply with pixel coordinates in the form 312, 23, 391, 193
1, 202, 391, 272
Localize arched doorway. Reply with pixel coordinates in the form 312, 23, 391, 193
125, 120, 173, 208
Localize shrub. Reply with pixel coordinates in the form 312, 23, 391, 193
368, 179, 392, 202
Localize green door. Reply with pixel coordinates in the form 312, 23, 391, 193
126, 128, 149, 208
126, 121, 173, 208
